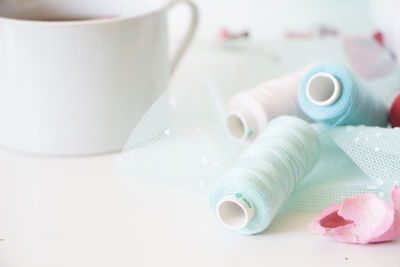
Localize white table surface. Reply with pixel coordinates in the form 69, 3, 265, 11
1, 36, 400, 266
0, 148, 399, 267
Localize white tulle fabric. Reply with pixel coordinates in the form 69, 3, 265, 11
120, 42, 400, 210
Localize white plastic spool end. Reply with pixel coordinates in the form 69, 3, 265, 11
226, 108, 256, 141
216, 195, 255, 230
306, 72, 342, 106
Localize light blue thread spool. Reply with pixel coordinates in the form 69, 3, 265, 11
299, 63, 388, 127
210, 116, 320, 235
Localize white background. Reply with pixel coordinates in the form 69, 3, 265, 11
1, 0, 399, 266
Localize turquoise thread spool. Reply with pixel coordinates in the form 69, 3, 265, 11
298, 63, 388, 127
210, 116, 320, 234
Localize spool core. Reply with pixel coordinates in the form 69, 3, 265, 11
216, 195, 254, 230
227, 112, 247, 139
226, 107, 257, 142
306, 72, 341, 106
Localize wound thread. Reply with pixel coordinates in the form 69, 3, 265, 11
299, 63, 388, 127
211, 116, 320, 234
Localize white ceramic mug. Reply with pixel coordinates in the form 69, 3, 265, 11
0, 0, 198, 156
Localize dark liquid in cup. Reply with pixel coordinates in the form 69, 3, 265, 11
35, 17, 95, 21
0, 13, 116, 21
26, 16, 115, 21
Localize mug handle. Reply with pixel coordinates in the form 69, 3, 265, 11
168, 0, 199, 75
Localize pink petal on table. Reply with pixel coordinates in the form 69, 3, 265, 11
308, 187, 400, 244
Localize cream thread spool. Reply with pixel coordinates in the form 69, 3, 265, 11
226, 70, 310, 145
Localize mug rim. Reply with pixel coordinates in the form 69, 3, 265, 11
0, 0, 170, 26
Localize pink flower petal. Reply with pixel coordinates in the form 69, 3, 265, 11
308, 187, 400, 244
344, 36, 395, 79
370, 187, 400, 243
